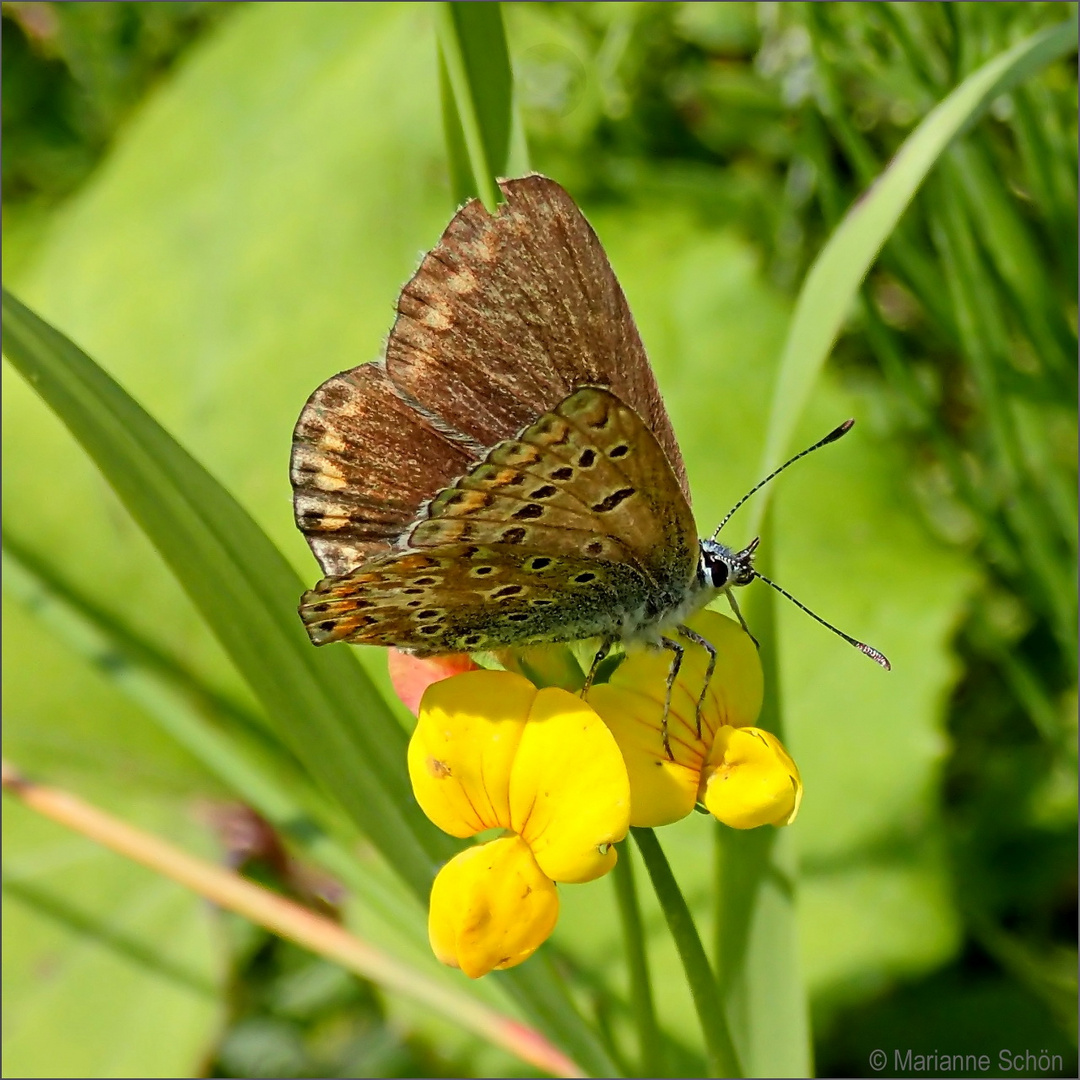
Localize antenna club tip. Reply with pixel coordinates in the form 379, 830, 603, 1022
825, 418, 855, 443
857, 642, 891, 670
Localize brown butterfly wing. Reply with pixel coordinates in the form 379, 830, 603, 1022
386, 175, 688, 499
291, 175, 688, 580
291, 362, 479, 575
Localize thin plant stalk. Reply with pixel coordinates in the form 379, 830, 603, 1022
1, 761, 585, 1080
632, 827, 742, 1079
611, 841, 663, 1077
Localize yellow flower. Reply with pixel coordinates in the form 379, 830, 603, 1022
587, 610, 802, 830
408, 670, 630, 978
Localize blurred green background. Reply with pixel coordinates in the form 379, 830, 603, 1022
2, 2, 1076, 1077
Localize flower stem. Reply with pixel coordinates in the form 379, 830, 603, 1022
631, 827, 743, 1078
612, 840, 663, 1076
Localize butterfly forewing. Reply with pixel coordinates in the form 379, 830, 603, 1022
385, 177, 688, 500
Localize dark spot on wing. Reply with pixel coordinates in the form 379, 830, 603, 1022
501, 527, 527, 544
512, 503, 544, 520
573, 572, 597, 583
492, 585, 525, 598
527, 557, 552, 570
609, 444, 629, 458
528, 485, 558, 500
585, 540, 604, 556
592, 488, 635, 513
577, 449, 597, 468
550, 466, 574, 481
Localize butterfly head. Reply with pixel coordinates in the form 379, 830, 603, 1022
698, 536, 759, 592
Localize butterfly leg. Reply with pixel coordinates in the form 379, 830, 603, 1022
659, 636, 685, 761
725, 592, 760, 649
581, 639, 614, 698
676, 624, 716, 741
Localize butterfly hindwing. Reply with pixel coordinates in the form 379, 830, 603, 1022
405, 388, 698, 599
299, 388, 700, 654
300, 544, 654, 654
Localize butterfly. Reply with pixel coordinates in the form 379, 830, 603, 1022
291, 175, 888, 755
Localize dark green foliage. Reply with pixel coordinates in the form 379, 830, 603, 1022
2, 1, 236, 203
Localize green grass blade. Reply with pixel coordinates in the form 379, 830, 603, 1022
2, 290, 452, 899
723, 19, 1076, 1078
437, 1, 515, 210
1, 535, 424, 936
754, 16, 1078, 497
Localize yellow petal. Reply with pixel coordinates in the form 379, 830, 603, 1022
428, 835, 559, 978
408, 670, 535, 837
511, 687, 630, 883
588, 611, 763, 826
701, 726, 803, 829
602, 611, 762, 747
586, 684, 700, 827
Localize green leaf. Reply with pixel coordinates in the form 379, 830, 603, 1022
2, 800, 223, 1077
717, 22, 1075, 1076
437, 1, 518, 209
1, 6, 615, 1066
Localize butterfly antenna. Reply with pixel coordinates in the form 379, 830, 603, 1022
753, 569, 891, 670
712, 419, 855, 539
